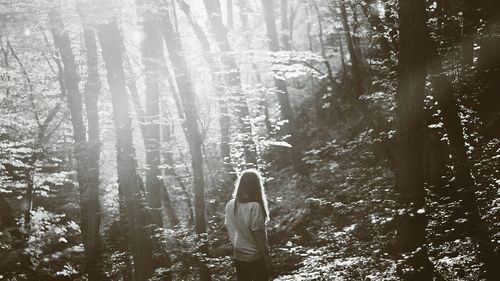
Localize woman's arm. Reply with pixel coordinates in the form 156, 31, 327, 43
252, 229, 273, 276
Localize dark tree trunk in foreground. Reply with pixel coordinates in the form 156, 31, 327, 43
395, 1, 433, 280
98, 20, 153, 281
203, 0, 257, 167
477, 1, 500, 138
49, 9, 107, 280
160, 6, 212, 281
261, 0, 304, 172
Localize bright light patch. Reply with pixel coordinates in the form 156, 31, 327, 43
24, 28, 30, 36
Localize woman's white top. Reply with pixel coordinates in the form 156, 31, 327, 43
225, 199, 266, 261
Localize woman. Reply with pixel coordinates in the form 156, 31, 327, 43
225, 169, 273, 281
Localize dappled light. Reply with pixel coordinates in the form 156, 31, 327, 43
0, 0, 499, 280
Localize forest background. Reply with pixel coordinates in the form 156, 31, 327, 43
0, 0, 499, 280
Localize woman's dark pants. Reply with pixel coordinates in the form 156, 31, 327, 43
234, 258, 269, 281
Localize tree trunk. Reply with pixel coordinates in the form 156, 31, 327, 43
261, 0, 304, 172
395, 1, 433, 280
339, 0, 364, 97
97, 20, 153, 281
476, 1, 500, 138
136, 0, 164, 229
159, 7, 212, 281
280, 0, 291, 50
176, 0, 232, 176
81, 25, 107, 281
49, 9, 107, 280
203, 0, 257, 167
313, 4, 334, 81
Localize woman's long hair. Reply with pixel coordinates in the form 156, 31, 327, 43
232, 169, 269, 222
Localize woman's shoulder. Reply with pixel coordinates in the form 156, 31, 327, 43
242, 201, 261, 210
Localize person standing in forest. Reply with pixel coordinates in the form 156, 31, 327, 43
225, 169, 273, 280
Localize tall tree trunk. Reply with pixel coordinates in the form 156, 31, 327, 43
159, 7, 212, 281
313, 4, 334, 81
280, 0, 291, 50
49, 9, 107, 280
339, 0, 364, 97
261, 0, 304, 172
175, 0, 232, 176
97, 20, 153, 281
203, 0, 257, 167
476, 1, 500, 138
395, 1, 433, 280
136, 0, 164, 229
81, 24, 107, 280
135, 3, 175, 277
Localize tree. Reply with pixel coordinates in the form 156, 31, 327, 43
261, 0, 304, 172
203, 0, 257, 167
175, 0, 233, 176
339, 0, 365, 97
97, 19, 153, 281
159, 4, 212, 281
477, 0, 500, 138
49, 8, 108, 280
395, 0, 433, 280
135, 0, 165, 229
359, 0, 391, 60
280, 0, 292, 50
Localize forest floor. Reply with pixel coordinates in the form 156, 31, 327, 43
207, 129, 400, 280
206, 127, 488, 280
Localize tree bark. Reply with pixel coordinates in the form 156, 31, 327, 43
97, 20, 153, 281
395, 1, 433, 280
159, 7, 212, 281
477, 1, 500, 138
